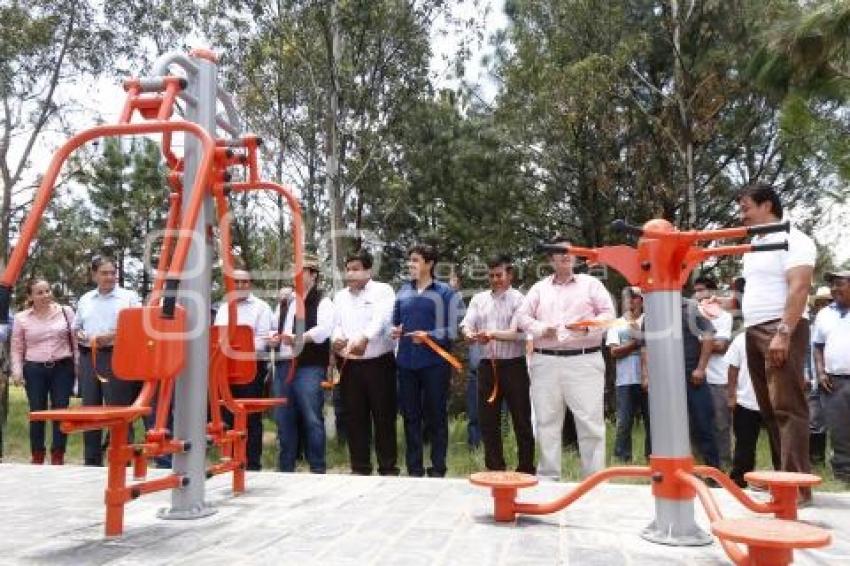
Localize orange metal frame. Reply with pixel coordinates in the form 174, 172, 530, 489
473, 218, 830, 566
203, 173, 305, 493
6, 66, 306, 536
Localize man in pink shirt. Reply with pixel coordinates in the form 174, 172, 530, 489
517, 237, 615, 478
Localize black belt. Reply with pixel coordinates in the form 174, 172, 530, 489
481, 356, 526, 365
78, 346, 112, 353
24, 357, 73, 368
533, 346, 601, 357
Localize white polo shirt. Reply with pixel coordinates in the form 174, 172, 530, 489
812, 303, 850, 375
742, 227, 816, 327
332, 279, 395, 360
723, 333, 759, 412
705, 309, 733, 385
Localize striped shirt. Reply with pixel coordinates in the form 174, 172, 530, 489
73, 286, 141, 341
460, 287, 525, 360
516, 273, 615, 350
11, 304, 76, 376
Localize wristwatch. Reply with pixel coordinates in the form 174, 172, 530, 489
776, 322, 791, 335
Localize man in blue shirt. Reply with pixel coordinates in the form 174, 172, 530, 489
391, 244, 464, 477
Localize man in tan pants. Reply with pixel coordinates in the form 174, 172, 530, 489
738, 183, 816, 504
517, 238, 615, 479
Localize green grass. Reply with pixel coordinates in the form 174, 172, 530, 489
2, 385, 847, 491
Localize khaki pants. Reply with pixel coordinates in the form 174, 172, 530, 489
529, 352, 605, 479
745, 320, 810, 481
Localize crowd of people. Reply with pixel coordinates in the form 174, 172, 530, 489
1, 183, 848, 503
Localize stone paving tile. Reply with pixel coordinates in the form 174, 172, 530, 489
1, 463, 849, 565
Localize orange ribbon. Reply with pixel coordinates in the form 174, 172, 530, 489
565, 319, 620, 331
486, 342, 499, 405
91, 337, 109, 383
409, 333, 462, 371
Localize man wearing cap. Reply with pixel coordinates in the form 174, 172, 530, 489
808, 285, 833, 465
813, 271, 850, 484
269, 255, 335, 473
516, 236, 615, 478
607, 286, 649, 463
213, 267, 274, 471
738, 182, 817, 503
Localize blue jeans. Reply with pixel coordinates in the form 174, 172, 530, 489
274, 361, 326, 473
687, 380, 719, 468
614, 384, 650, 462
466, 366, 481, 448
23, 359, 75, 453
398, 364, 450, 477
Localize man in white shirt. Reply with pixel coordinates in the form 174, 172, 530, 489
694, 275, 734, 469
516, 237, 615, 478
213, 268, 274, 471
269, 256, 335, 473
461, 254, 535, 474
813, 270, 850, 484
331, 249, 398, 476
738, 183, 816, 502
607, 286, 649, 463
724, 330, 762, 488
74, 256, 142, 466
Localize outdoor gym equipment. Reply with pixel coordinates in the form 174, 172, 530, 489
0, 49, 305, 536
470, 218, 831, 565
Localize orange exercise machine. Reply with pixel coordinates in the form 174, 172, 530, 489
470, 219, 831, 565
0, 49, 305, 536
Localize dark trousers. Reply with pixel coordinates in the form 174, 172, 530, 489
398, 363, 450, 477
226, 361, 267, 471
339, 353, 398, 475
78, 348, 141, 466
746, 321, 810, 478
823, 375, 850, 480
23, 358, 75, 453
687, 380, 720, 468
274, 362, 326, 473
466, 365, 481, 448
478, 357, 535, 474
614, 384, 651, 462
730, 404, 763, 487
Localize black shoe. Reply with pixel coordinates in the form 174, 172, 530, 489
426, 467, 446, 478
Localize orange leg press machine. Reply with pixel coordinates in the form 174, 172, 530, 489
470, 219, 832, 566
0, 49, 305, 537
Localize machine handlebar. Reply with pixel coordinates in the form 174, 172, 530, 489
611, 219, 644, 237
746, 220, 790, 236
750, 241, 789, 253
0, 284, 10, 324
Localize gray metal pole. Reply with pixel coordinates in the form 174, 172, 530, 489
640, 291, 710, 546
158, 53, 217, 520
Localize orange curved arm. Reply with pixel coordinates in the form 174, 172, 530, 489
676, 469, 749, 565
692, 466, 779, 515
227, 181, 305, 324
211, 187, 238, 334
1, 120, 216, 288
513, 466, 651, 515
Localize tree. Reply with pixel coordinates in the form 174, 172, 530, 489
80, 137, 168, 296
0, 0, 123, 264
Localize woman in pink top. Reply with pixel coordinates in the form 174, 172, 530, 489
11, 278, 76, 465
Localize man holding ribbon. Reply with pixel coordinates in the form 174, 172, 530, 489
74, 255, 141, 466
516, 237, 615, 479
391, 244, 464, 478
461, 254, 535, 474
332, 249, 398, 476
